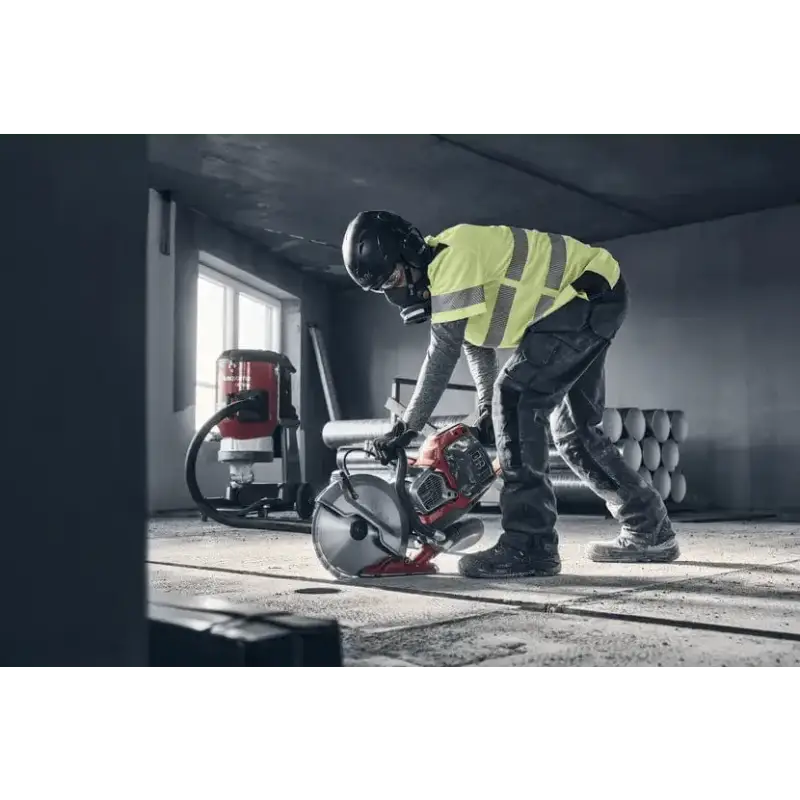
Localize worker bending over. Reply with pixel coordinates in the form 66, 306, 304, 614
341, 211, 679, 579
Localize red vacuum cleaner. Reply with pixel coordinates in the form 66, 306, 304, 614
185, 349, 314, 532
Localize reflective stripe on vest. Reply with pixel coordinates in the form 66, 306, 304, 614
481, 229, 567, 347
429, 227, 569, 347
533, 232, 568, 320
431, 285, 486, 314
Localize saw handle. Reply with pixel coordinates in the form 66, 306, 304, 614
392, 446, 408, 491
342, 442, 441, 546
338, 447, 376, 500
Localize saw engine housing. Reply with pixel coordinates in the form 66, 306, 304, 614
408, 423, 496, 528
312, 422, 497, 579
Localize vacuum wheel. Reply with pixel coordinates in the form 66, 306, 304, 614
294, 482, 316, 520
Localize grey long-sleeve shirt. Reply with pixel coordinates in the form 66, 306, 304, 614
402, 319, 499, 433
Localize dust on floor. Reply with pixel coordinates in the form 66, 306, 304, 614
147, 514, 800, 666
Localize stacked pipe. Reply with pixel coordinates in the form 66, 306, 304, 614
547, 408, 688, 507
321, 407, 688, 512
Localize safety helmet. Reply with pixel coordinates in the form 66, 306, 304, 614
341, 211, 431, 291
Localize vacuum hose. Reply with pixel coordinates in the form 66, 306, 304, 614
184, 399, 311, 533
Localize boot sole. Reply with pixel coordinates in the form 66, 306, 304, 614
588, 543, 680, 564
457, 564, 562, 579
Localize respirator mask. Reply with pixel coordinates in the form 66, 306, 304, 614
383, 265, 432, 325
380, 242, 449, 325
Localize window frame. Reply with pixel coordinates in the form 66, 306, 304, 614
198, 263, 283, 354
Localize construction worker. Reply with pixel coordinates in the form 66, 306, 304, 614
341, 211, 679, 578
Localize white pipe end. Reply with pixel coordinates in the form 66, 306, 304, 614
661, 439, 680, 472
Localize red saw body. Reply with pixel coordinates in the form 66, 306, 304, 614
408, 423, 496, 527
312, 421, 499, 579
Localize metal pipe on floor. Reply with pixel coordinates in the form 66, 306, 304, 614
334, 464, 606, 509
549, 472, 605, 507
322, 414, 468, 449
337, 438, 642, 473
337, 446, 576, 471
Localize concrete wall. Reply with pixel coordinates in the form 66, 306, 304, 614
146, 193, 335, 512
601, 204, 800, 512
330, 204, 800, 512
329, 290, 492, 422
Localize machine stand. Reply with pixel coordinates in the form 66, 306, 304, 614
201, 420, 313, 521
359, 544, 439, 577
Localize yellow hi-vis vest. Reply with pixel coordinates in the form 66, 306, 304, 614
427, 224, 621, 349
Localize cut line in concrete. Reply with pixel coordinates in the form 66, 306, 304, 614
568, 560, 800, 637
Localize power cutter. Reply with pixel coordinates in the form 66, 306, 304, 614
312, 407, 499, 579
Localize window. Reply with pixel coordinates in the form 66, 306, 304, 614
195, 265, 282, 431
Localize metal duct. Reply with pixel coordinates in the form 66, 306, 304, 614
549, 472, 605, 507
322, 414, 468, 449
335, 446, 576, 471
324, 407, 659, 450
335, 437, 642, 473
328, 466, 606, 509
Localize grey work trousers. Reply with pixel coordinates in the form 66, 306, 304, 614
492, 275, 673, 553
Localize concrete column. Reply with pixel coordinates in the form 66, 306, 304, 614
0, 135, 149, 665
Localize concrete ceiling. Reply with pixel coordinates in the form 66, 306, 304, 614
148, 134, 800, 284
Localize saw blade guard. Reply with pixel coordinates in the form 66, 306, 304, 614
312, 473, 411, 579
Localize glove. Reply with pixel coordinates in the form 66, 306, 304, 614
370, 420, 417, 465
473, 405, 495, 446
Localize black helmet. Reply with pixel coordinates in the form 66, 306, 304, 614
342, 211, 431, 291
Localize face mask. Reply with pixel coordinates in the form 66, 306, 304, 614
384, 277, 431, 325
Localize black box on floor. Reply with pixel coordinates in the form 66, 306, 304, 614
148, 592, 343, 667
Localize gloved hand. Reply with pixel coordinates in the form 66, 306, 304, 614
473, 404, 495, 446
370, 420, 417, 465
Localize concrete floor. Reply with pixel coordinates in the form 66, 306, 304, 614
148, 514, 800, 666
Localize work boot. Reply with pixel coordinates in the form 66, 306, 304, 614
587, 521, 680, 563
458, 540, 562, 579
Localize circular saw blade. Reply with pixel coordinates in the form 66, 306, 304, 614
312, 474, 408, 579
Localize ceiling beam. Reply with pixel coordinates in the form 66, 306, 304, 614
433, 135, 662, 226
